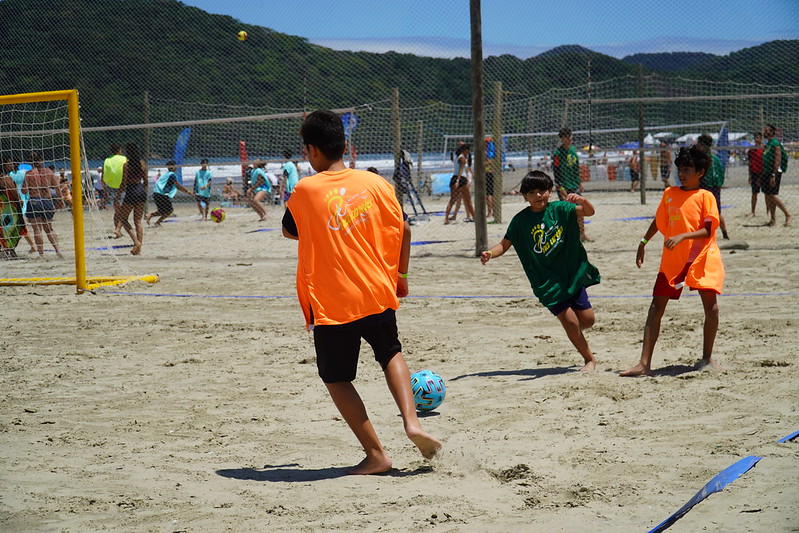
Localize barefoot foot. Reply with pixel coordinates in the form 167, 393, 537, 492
580, 360, 597, 372
695, 358, 724, 372
130, 245, 141, 255
145, 214, 152, 226
620, 363, 653, 377
784, 215, 792, 227
407, 428, 442, 460
347, 454, 392, 475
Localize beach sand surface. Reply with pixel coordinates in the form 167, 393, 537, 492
1, 191, 797, 532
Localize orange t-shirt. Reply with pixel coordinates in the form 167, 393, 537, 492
655, 187, 724, 293
286, 168, 403, 328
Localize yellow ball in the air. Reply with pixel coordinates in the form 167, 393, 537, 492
237, 31, 248, 41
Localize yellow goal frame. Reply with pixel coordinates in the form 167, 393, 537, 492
0, 90, 158, 293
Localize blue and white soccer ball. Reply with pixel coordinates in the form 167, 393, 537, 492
411, 370, 446, 412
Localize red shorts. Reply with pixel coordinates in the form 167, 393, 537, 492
653, 272, 685, 300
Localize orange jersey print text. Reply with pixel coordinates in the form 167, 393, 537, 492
325, 187, 374, 234
530, 222, 564, 256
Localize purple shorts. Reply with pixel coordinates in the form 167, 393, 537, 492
548, 287, 592, 316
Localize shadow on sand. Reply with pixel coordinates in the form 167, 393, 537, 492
451, 366, 576, 382
216, 463, 433, 482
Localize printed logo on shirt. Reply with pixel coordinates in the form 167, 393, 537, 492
531, 222, 564, 256
325, 187, 373, 234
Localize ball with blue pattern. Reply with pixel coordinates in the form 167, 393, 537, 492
410, 370, 446, 412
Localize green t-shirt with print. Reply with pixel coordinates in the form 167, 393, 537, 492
505, 201, 600, 308
552, 145, 580, 191
702, 153, 725, 188
762, 137, 785, 175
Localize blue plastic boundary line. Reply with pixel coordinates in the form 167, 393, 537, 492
777, 430, 799, 443
648, 455, 762, 533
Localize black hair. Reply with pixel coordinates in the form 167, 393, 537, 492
558, 127, 572, 138
166, 159, 176, 166
300, 110, 346, 161
519, 170, 554, 194
674, 145, 710, 174
200, 158, 209, 165
697, 133, 713, 148
366, 167, 380, 175
126, 142, 144, 176
765, 123, 776, 132
110, 144, 121, 154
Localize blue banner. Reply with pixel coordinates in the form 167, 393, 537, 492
717, 123, 730, 172
173, 127, 192, 184
341, 112, 358, 140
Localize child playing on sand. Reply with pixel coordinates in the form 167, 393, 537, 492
621, 145, 724, 376
145, 160, 193, 227
281, 109, 442, 475
481, 170, 600, 372
194, 158, 212, 221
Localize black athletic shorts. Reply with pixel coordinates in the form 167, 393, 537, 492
762, 173, 782, 195
313, 308, 401, 383
153, 193, 173, 215
123, 183, 147, 205
485, 172, 495, 195
26, 197, 55, 221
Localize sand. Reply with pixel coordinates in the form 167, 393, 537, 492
1, 184, 797, 532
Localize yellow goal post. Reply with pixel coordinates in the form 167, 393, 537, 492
0, 90, 158, 293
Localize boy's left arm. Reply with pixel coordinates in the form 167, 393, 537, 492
396, 219, 411, 298
566, 192, 595, 216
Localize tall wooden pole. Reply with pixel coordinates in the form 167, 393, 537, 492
637, 64, 647, 205
391, 87, 402, 205
470, 0, 487, 255
492, 80, 503, 223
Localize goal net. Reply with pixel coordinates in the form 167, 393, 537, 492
0, 90, 158, 292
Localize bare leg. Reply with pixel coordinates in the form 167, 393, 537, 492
621, 296, 669, 376
749, 192, 757, 217
696, 290, 723, 370
578, 212, 592, 242
765, 194, 777, 225
383, 353, 442, 459
719, 213, 729, 239
30, 220, 45, 256
324, 381, 393, 475
462, 186, 475, 221
131, 203, 145, 254
555, 307, 596, 371
251, 191, 268, 221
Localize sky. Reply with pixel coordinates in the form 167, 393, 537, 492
180, 0, 798, 59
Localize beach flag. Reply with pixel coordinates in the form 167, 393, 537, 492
341, 112, 358, 140
173, 127, 192, 184
648, 455, 761, 533
717, 123, 730, 172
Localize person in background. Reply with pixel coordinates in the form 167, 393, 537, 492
194, 158, 213, 221
116, 142, 148, 254
746, 132, 765, 218
697, 134, 729, 240
282, 149, 300, 203
145, 160, 193, 227
762, 123, 792, 227
553, 128, 590, 241
102, 144, 127, 237
659, 140, 672, 188
248, 159, 271, 221
22, 151, 62, 258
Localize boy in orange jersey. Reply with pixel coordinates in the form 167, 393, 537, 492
621, 145, 725, 377
281, 110, 441, 475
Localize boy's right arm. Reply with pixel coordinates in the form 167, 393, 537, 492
481, 238, 511, 265
636, 219, 659, 268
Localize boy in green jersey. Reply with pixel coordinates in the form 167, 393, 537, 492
481, 171, 600, 371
